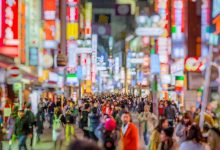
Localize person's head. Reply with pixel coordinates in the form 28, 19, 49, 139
121, 111, 131, 125
156, 118, 169, 132
144, 105, 150, 112
182, 112, 193, 126
18, 109, 25, 118
186, 124, 203, 143
160, 127, 174, 142
68, 139, 102, 150
92, 107, 98, 114
190, 105, 196, 113
206, 104, 213, 112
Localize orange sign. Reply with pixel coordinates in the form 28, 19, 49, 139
213, 15, 220, 34
44, 20, 56, 40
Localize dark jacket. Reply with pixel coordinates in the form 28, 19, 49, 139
164, 106, 176, 120
36, 111, 45, 134
88, 113, 100, 132
14, 116, 29, 137
80, 110, 89, 129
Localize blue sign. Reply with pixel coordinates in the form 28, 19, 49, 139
150, 54, 160, 74
77, 66, 82, 80
29, 47, 38, 66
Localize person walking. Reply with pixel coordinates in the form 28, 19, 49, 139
164, 101, 176, 127
88, 107, 101, 141
65, 109, 75, 143
14, 109, 29, 150
158, 127, 178, 150
52, 108, 65, 150
176, 112, 193, 146
36, 108, 45, 143
138, 105, 158, 145
148, 118, 169, 150
120, 111, 138, 150
25, 103, 36, 149
179, 124, 210, 150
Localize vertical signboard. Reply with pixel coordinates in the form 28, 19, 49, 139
0, 0, 19, 57
84, 2, 92, 38
28, 0, 40, 47
43, 0, 57, 49
20, 0, 26, 63
91, 34, 97, 83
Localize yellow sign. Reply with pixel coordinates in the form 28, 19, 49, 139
66, 23, 79, 40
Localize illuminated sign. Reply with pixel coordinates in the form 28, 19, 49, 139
135, 27, 164, 36
94, 14, 111, 24
184, 57, 205, 72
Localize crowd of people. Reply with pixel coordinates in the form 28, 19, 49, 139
0, 93, 219, 150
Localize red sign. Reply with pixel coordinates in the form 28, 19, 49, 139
184, 57, 205, 72
43, 0, 56, 20
44, 20, 56, 40
213, 15, 220, 34
66, 0, 79, 4
0, 0, 19, 57
66, 6, 79, 22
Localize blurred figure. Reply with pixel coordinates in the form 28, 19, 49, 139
148, 118, 169, 150
138, 105, 158, 145
158, 100, 164, 118
103, 118, 117, 150
65, 109, 75, 143
14, 109, 29, 150
179, 125, 210, 150
52, 108, 65, 150
138, 98, 145, 113
80, 103, 90, 138
190, 105, 197, 119
176, 112, 193, 145
207, 127, 220, 150
120, 111, 138, 150
88, 107, 100, 141
159, 127, 178, 150
36, 108, 45, 143
68, 139, 103, 150
164, 101, 176, 127
25, 103, 35, 149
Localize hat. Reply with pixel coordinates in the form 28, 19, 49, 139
18, 108, 24, 112
163, 127, 174, 138
104, 118, 116, 131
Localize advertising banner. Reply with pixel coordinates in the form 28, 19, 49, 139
0, 0, 18, 57
29, 47, 38, 66
66, 23, 79, 40
28, 0, 40, 47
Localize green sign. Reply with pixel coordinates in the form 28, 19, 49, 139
66, 74, 77, 78
13, 83, 22, 92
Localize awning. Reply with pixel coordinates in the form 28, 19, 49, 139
0, 61, 12, 68
0, 47, 18, 58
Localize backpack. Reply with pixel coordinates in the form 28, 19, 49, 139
103, 131, 116, 150
53, 115, 62, 132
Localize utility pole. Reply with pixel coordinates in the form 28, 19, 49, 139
199, 45, 213, 129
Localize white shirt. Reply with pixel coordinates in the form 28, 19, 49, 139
122, 123, 129, 135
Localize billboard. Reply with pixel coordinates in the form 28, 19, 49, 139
0, 0, 19, 57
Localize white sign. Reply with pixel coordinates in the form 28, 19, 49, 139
43, 54, 53, 68
76, 47, 92, 54
49, 72, 58, 82
171, 59, 184, 74
135, 27, 164, 36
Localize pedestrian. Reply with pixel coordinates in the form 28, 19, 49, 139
25, 103, 36, 149
158, 127, 178, 150
88, 107, 100, 141
103, 118, 117, 150
207, 127, 220, 150
138, 105, 158, 145
80, 103, 90, 138
164, 101, 176, 127
7, 105, 18, 150
48, 99, 56, 128
179, 124, 210, 150
176, 111, 193, 145
52, 107, 65, 150
36, 108, 45, 143
120, 111, 138, 150
65, 109, 75, 143
138, 98, 145, 113
14, 109, 29, 150
158, 100, 165, 118
148, 118, 169, 150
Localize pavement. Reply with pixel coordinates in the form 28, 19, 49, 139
2, 113, 146, 150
